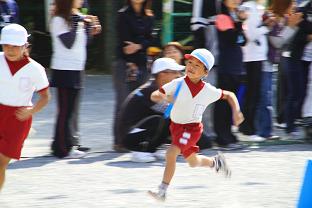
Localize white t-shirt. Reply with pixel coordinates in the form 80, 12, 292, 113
242, 1, 269, 62
161, 76, 222, 124
0, 53, 49, 106
50, 16, 87, 71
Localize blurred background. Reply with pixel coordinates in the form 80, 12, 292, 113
17, 0, 193, 73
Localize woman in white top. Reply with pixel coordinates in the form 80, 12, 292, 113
50, 0, 101, 159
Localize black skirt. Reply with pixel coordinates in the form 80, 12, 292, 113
50, 69, 85, 89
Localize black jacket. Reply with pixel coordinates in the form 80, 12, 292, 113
116, 6, 154, 67
217, 3, 247, 74
289, 0, 312, 59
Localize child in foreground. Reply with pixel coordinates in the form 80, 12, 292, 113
148, 48, 244, 201
0, 24, 50, 191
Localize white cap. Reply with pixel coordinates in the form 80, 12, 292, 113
184, 48, 215, 71
0, 24, 30, 46
151, 57, 185, 74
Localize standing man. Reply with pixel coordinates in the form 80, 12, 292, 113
191, 0, 222, 149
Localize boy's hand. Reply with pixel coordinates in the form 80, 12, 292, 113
151, 90, 174, 103
16, 107, 33, 121
166, 94, 174, 103
159, 93, 174, 103
233, 111, 244, 126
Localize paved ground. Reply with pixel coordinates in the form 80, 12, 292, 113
0, 75, 311, 208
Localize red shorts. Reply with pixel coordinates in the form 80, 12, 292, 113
170, 122, 203, 158
0, 104, 32, 160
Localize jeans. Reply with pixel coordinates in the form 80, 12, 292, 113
281, 57, 305, 133
255, 71, 273, 137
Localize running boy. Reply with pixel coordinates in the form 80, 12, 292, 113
0, 24, 50, 191
148, 48, 244, 201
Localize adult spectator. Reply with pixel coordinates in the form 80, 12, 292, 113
113, 0, 154, 152
0, 0, 19, 51
268, 0, 300, 129
50, 0, 101, 158
162, 42, 185, 65
0, 0, 19, 29
213, 0, 247, 149
280, 0, 310, 138
239, 0, 269, 141
118, 57, 184, 162
191, 0, 233, 149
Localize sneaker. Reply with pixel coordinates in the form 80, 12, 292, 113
274, 123, 287, 129
153, 149, 166, 160
76, 146, 91, 152
239, 135, 266, 142
147, 190, 166, 202
131, 151, 156, 163
213, 151, 231, 177
266, 135, 280, 140
285, 131, 303, 140
64, 149, 87, 159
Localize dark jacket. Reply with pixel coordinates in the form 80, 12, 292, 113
217, 3, 247, 74
289, 0, 312, 59
0, 0, 19, 31
117, 80, 168, 141
116, 6, 154, 67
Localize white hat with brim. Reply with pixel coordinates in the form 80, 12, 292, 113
184, 48, 215, 71
0, 24, 30, 46
152, 57, 185, 74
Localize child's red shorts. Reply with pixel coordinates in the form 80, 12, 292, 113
170, 121, 203, 158
0, 104, 32, 160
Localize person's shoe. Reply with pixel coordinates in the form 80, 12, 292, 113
153, 149, 166, 160
294, 119, 304, 126
285, 131, 303, 140
147, 190, 166, 202
131, 151, 157, 163
77, 146, 91, 152
213, 151, 231, 177
274, 123, 287, 129
64, 149, 87, 159
266, 135, 280, 140
239, 135, 266, 142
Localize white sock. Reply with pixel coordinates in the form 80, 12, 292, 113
159, 182, 169, 194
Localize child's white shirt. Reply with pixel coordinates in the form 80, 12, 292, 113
0, 53, 49, 107
161, 76, 222, 124
50, 16, 87, 71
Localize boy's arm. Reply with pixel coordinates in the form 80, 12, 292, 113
15, 88, 51, 121
151, 90, 173, 103
221, 90, 244, 126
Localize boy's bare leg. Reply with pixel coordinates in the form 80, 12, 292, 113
162, 145, 181, 184
0, 154, 11, 191
148, 145, 180, 201
185, 153, 214, 168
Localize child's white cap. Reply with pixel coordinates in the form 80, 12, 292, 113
151, 57, 185, 74
184, 48, 215, 71
0, 24, 30, 46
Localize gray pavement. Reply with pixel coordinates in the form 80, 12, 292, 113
0, 75, 312, 208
